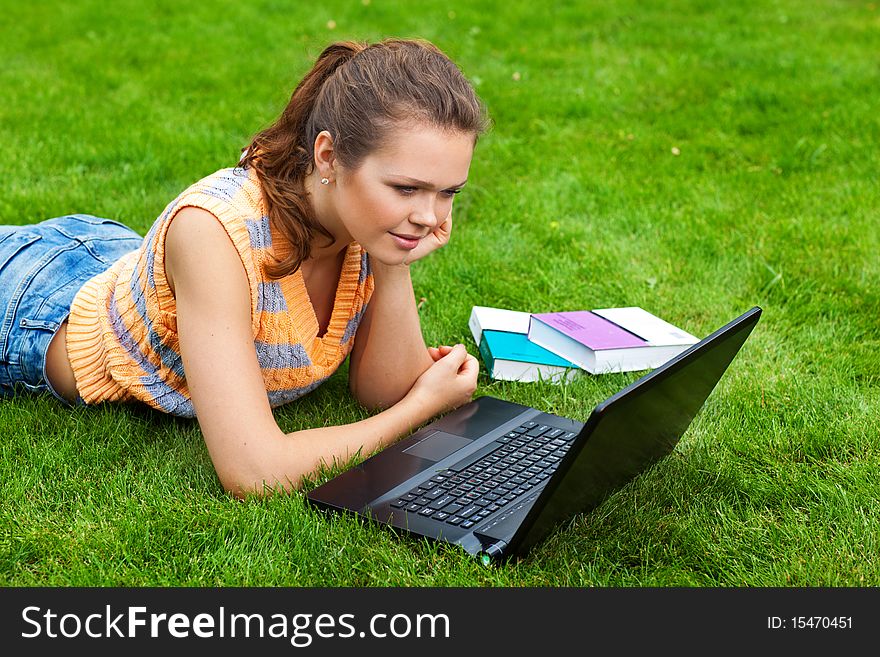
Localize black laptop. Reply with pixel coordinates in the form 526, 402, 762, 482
307, 306, 762, 562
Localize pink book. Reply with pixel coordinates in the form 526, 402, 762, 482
531, 311, 645, 350
529, 308, 698, 374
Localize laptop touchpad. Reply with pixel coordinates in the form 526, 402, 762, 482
403, 431, 472, 462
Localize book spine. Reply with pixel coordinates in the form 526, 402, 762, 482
468, 312, 482, 344
478, 334, 496, 378
528, 317, 596, 373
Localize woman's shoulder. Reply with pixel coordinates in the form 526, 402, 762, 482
154, 166, 266, 251
165, 206, 243, 288
150, 167, 267, 308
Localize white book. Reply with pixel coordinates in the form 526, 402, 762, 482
468, 305, 532, 344
592, 307, 698, 346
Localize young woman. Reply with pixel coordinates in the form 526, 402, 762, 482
0, 39, 489, 497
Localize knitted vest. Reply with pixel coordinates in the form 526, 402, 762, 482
66, 167, 373, 418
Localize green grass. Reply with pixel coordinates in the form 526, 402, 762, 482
1, 0, 878, 586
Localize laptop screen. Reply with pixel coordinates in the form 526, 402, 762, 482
509, 307, 762, 557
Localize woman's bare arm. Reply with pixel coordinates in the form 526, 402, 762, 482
165, 208, 475, 498
348, 261, 435, 410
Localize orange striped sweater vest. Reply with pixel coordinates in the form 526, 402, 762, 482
66, 167, 374, 418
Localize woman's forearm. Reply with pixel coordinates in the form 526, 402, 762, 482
349, 261, 434, 409
227, 391, 438, 498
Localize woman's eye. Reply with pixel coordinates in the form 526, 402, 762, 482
393, 186, 461, 198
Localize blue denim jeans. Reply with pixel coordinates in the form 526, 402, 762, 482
0, 214, 142, 404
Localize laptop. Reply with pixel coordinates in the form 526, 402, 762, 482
307, 306, 762, 562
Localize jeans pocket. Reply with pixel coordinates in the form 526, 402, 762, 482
0, 238, 84, 364
16, 318, 61, 391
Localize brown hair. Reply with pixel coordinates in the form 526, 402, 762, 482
240, 38, 490, 278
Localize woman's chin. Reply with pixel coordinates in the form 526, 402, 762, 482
360, 246, 411, 267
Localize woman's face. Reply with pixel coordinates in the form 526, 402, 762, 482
325, 124, 475, 266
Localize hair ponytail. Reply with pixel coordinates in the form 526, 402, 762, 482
241, 42, 364, 278
241, 39, 489, 279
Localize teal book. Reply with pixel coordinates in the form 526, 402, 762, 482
478, 329, 579, 383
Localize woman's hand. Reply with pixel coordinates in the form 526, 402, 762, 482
403, 212, 452, 265
427, 344, 456, 361
406, 343, 478, 417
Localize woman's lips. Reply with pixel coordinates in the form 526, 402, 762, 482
389, 232, 422, 250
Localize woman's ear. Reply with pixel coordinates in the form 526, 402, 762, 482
313, 130, 337, 181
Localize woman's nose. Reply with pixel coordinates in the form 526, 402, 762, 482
409, 198, 440, 228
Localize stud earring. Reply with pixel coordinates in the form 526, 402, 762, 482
320, 177, 330, 185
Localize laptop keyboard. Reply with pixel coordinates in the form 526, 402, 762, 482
389, 421, 577, 530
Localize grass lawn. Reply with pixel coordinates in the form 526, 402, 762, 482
1, 0, 878, 586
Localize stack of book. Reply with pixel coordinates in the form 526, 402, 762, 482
469, 305, 698, 383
